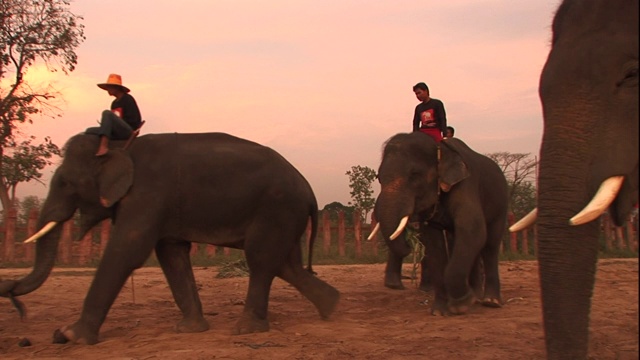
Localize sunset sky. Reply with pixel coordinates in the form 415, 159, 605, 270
15, 0, 561, 208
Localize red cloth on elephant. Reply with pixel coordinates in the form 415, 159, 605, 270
419, 128, 443, 143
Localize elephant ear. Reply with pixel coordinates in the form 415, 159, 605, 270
438, 142, 469, 192
97, 150, 134, 207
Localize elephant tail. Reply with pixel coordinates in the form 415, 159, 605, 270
306, 202, 319, 275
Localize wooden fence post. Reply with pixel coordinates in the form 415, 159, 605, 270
78, 230, 93, 265
206, 245, 217, 257
100, 220, 110, 256
508, 212, 517, 253
3, 207, 17, 262
58, 220, 73, 265
370, 217, 378, 256
521, 230, 529, 256
353, 210, 362, 257
322, 211, 331, 255
337, 211, 345, 257
25, 207, 38, 263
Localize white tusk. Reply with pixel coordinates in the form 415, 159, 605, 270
23, 221, 58, 244
509, 208, 538, 232
389, 216, 409, 240
570, 175, 624, 226
367, 223, 380, 241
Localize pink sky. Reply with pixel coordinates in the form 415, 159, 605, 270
16, 0, 561, 208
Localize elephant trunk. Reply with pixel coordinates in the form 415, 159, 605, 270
374, 187, 414, 258
0, 221, 63, 297
537, 107, 599, 359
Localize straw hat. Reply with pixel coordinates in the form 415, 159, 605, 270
97, 73, 130, 93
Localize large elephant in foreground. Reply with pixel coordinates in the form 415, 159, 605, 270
0, 133, 340, 344
511, 1, 638, 358
371, 132, 508, 315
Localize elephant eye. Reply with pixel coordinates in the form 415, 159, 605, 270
618, 63, 639, 87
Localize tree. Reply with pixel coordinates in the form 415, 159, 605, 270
345, 165, 377, 222
486, 152, 538, 218
2, 136, 60, 202
0, 0, 85, 211
322, 201, 355, 225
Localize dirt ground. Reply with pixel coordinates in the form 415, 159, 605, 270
0, 258, 637, 360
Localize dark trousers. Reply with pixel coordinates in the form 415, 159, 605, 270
85, 110, 133, 140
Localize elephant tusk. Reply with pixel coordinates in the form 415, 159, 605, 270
389, 216, 409, 241
367, 223, 380, 241
570, 175, 624, 226
23, 221, 58, 244
509, 208, 538, 232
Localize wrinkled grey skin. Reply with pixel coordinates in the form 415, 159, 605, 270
536, 0, 638, 358
373, 133, 508, 315
0, 133, 339, 345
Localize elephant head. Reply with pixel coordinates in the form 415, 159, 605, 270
0, 134, 133, 297
532, 1, 638, 358
373, 132, 469, 257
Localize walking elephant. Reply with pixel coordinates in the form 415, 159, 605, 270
371, 132, 508, 315
0, 132, 340, 345
510, 1, 638, 358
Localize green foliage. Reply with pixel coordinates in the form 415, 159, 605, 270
404, 226, 424, 283
2, 136, 60, 196
322, 202, 355, 225
345, 165, 377, 221
0, 0, 84, 211
215, 258, 250, 278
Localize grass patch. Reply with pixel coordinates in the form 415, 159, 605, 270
216, 258, 250, 278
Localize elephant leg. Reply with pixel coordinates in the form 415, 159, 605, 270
479, 222, 503, 308
445, 224, 485, 315
418, 255, 432, 292
469, 256, 484, 300
155, 238, 209, 333
422, 226, 448, 315
384, 251, 405, 290
277, 241, 340, 319
232, 222, 288, 335
53, 229, 157, 344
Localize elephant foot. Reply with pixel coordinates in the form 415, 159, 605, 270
430, 297, 450, 316
175, 316, 210, 333
384, 274, 405, 290
232, 312, 270, 335
480, 297, 502, 308
315, 287, 340, 319
52, 323, 98, 345
448, 290, 476, 315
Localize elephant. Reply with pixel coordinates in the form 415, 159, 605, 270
510, 0, 638, 358
0, 132, 340, 345
371, 132, 508, 315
